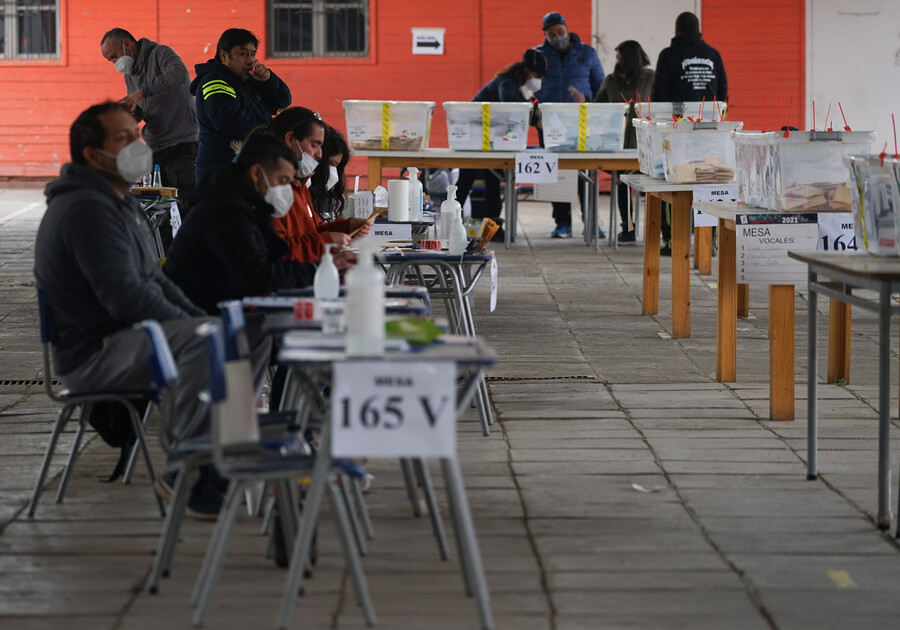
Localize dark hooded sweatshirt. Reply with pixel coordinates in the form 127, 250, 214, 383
651, 32, 728, 103
163, 163, 316, 314
190, 60, 292, 183
34, 163, 203, 375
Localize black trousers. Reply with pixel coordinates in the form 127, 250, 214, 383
455, 169, 502, 219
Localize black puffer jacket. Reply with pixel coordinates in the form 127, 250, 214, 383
163, 164, 316, 314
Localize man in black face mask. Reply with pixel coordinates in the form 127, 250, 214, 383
533, 12, 605, 239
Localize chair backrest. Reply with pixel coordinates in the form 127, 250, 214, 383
139, 320, 178, 390
217, 300, 250, 361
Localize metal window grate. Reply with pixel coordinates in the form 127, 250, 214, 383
0, 0, 59, 59
269, 0, 368, 58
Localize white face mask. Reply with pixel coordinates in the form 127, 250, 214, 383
97, 139, 153, 183
114, 43, 135, 74
294, 139, 319, 178
525, 77, 542, 92
325, 165, 339, 191
262, 170, 294, 218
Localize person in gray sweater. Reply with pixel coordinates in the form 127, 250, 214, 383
101, 28, 199, 202
34, 102, 268, 518
595, 40, 654, 243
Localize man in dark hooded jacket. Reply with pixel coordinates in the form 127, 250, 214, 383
191, 28, 291, 183
652, 12, 728, 104
163, 131, 317, 313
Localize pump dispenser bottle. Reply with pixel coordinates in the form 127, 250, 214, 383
440, 184, 461, 248
449, 207, 468, 255
407, 167, 423, 221
345, 240, 385, 357
314, 244, 340, 300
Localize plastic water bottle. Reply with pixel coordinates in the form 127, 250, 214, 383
152, 164, 162, 187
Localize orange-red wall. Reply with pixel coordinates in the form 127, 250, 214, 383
0, 0, 804, 181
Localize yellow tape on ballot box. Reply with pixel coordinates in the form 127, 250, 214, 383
381, 102, 391, 150
481, 103, 491, 151
577, 104, 588, 152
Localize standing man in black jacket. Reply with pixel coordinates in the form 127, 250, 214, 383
651, 12, 728, 255
163, 131, 318, 313
191, 28, 292, 183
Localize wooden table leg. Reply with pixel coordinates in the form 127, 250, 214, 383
671, 192, 692, 338
696, 226, 712, 275
738, 284, 750, 317
769, 285, 795, 420
716, 220, 736, 382
827, 293, 852, 384
367, 156, 383, 191
642, 193, 661, 316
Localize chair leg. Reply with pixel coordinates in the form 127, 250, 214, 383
190, 481, 241, 606
55, 415, 87, 504
148, 464, 191, 594
260, 493, 276, 535
27, 405, 74, 517
328, 478, 377, 626
338, 474, 367, 556
191, 481, 245, 627
123, 401, 153, 485
399, 457, 422, 517
350, 475, 375, 540
413, 458, 449, 560
125, 405, 165, 517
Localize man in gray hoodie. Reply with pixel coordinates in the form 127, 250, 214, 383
34, 102, 268, 518
101, 28, 199, 202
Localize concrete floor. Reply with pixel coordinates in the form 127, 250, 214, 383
2, 187, 900, 629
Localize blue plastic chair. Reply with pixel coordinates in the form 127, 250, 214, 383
28, 289, 166, 517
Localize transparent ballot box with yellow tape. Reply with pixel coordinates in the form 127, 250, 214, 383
442, 102, 533, 151
733, 131, 779, 208
635, 102, 715, 178
342, 100, 436, 151
846, 155, 898, 256
772, 131, 874, 213
658, 120, 742, 184
538, 103, 629, 152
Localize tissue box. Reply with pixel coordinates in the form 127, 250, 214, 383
342, 100, 436, 151
538, 103, 629, 152
848, 155, 898, 256
443, 102, 532, 151
659, 120, 742, 184
772, 131, 875, 212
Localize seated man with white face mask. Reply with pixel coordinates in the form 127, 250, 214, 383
163, 129, 317, 314
268, 107, 371, 264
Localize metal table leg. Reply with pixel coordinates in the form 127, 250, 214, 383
807, 270, 818, 480
878, 283, 892, 530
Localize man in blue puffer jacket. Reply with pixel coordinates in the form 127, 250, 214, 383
534, 12, 605, 238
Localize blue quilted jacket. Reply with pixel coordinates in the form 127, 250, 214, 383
533, 32, 605, 103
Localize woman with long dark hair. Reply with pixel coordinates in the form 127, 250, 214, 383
308, 125, 351, 222
595, 40, 654, 243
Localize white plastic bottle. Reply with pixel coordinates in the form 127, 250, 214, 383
407, 167, 423, 221
314, 243, 340, 318
440, 184, 461, 248
345, 240, 385, 357
449, 208, 468, 255
152, 164, 162, 187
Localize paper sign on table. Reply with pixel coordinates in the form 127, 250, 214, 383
169, 202, 182, 238
490, 255, 498, 313
366, 222, 413, 244
515, 152, 559, 184
692, 184, 737, 228
332, 361, 457, 458
736, 214, 818, 285
816, 213, 858, 252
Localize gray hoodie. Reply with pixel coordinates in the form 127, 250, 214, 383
125, 38, 199, 152
34, 163, 203, 374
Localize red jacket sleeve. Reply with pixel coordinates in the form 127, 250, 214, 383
273, 182, 327, 263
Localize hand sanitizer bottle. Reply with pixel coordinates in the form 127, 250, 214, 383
314, 244, 340, 318
440, 184, 461, 249
449, 208, 468, 255
345, 240, 384, 357
407, 167, 423, 221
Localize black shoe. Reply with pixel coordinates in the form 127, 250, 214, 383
660, 245, 672, 257
618, 230, 636, 244
186, 478, 224, 521
198, 464, 229, 495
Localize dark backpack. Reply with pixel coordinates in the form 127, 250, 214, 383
87, 399, 147, 482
